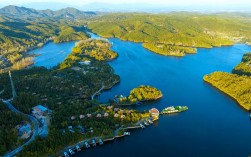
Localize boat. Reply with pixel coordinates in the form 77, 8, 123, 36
64, 152, 69, 157
140, 124, 145, 128
85, 141, 90, 148
76, 145, 81, 151
92, 139, 96, 146
99, 138, 103, 145
148, 119, 153, 124
144, 121, 149, 126
68, 149, 75, 155
124, 132, 130, 136
161, 106, 188, 114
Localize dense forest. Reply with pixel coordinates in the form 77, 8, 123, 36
71, 39, 118, 61
232, 52, 251, 76
204, 52, 251, 110
0, 101, 27, 156
54, 26, 89, 43
119, 85, 162, 104
89, 13, 251, 56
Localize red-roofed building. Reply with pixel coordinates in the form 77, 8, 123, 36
149, 108, 159, 120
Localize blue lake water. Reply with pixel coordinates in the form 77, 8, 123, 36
29, 41, 76, 68
31, 34, 251, 157
80, 39, 251, 157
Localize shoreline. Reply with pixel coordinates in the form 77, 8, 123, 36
115, 95, 163, 106
203, 79, 250, 111
57, 118, 152, 157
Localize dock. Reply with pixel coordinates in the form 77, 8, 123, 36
59, 118, 155, 157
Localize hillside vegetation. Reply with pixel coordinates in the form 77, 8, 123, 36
89, 13, 251, 56
119, 85, 162, 104
232, 52, 251, 76
204, 72, 251, 110
0, 102, 27, 156
204, 52, 251, 110
54, 26, 89, 43
71, 39, 118, 61
0, 6, 95, 72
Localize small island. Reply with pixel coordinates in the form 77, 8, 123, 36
161, 106, 188, 114
115, 85, 163, 105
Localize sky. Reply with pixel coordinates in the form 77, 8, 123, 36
1, 0, 251, 6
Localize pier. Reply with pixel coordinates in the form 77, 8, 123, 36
59, 118, 155, 157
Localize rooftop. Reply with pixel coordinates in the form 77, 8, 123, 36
33, 105, 49, 112
149, 108, 159, 114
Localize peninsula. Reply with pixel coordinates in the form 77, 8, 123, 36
204, 52, 251, 110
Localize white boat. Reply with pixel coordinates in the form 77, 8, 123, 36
99, 138, 103, 145
144, 121, 149, 126
68, 149, 75, 155
85, 141, 90, 148
148, 119, 153, 124
64, 152, 69, 157
124, 132, 131, 135
140, 124, 145, 128
92, 139, 96, 146
76, 145, 81, 151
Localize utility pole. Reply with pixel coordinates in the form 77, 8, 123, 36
9, 71, 17, 98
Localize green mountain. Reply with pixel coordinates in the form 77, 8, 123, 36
88, 13, 251, 56
0, 6, 95, 71
0, 5, 97, 19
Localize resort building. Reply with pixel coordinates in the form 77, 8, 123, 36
32, 105, 51, 119
149, 108, 159, 120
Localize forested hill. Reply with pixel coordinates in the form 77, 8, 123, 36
88, 13, 251, 56
0, 6, 96, 72
0, 5, 97, 19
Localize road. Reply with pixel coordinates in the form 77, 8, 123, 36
3, 100, 39, 157
91, 84, 105, 100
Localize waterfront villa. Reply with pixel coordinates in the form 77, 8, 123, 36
149, 108, 159, 120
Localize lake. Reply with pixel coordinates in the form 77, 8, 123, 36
31, 34, 251, 157
29, 41, 76, 68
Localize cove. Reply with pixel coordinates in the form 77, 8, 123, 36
29, 41, 76, 68
77, 34, 251, 157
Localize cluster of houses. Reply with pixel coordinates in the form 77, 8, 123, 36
70, 112, 109, 120
70, 106, 131, 121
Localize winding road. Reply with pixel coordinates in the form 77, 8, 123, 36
3, 100, 39, 157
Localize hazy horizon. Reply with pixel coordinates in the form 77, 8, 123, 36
0, 0, 251, 12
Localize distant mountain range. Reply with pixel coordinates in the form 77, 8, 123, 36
0, 3, 250, 18
0, 5, 97, 19
21, 2, 76, 11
